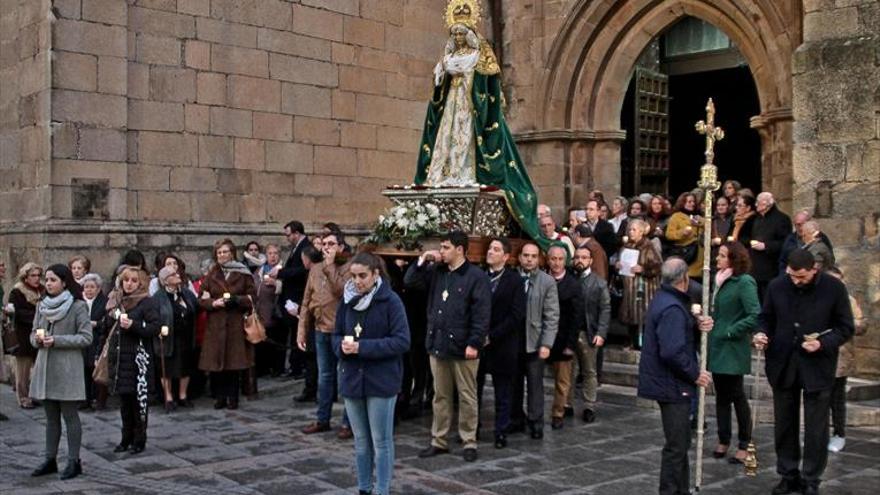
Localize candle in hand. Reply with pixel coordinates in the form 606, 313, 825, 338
120, 313, 128, 321
223, 292, 231, 300
343, 335, 355, 344
35, 328, 45, 340
691, 304, 702, 315
160, 325, 169, 337
727, 236, 735, 242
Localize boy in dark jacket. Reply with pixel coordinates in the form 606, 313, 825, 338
638, 258, 713, 495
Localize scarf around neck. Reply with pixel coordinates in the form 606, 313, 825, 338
343, 277, 382, 312
220, 260, 252, 276
106, 287, 150, 313
732, 210, 755, 240
39, 290, 74, 322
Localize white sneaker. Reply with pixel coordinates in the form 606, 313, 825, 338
828, 435, 846, 452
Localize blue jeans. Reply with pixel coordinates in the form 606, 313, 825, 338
344, 396, 397, 495
315, 332, 348, 426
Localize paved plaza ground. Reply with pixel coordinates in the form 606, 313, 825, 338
1, 376, 877, 495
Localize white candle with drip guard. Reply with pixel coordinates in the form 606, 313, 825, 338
343, 336, 355, 344
691, 304, 702, 316
35, 328, 45, 340
160, 325, 169, 337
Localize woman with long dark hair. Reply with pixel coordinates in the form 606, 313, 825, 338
29, 264, 91, 480
198, 239, 256, 410
104, 266, 160, 454
334, 252, 410, 495
708, 242, 759, 463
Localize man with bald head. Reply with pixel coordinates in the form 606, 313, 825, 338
779, 209, 834, 273
748, 192, 792, 302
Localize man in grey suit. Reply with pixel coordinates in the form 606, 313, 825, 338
510, 242, 559, 439
572, 245, 610, 423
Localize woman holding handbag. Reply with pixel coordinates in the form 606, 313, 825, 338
29, 264, 91, 480
334, 252, 410, 495
103, 265, 160, 454
198, 239, 256, 410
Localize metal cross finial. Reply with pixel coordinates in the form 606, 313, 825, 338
695, 98, 725, 167
695, 98, 723, 192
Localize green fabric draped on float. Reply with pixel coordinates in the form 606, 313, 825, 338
414, 72, 550, 252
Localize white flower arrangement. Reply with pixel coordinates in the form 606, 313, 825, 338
367, 200, 444, 250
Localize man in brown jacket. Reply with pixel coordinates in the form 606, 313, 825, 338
297, 232, 352, 438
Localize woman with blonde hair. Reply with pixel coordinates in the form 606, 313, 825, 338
8, 262, 44, 409
617, 219, 662, 349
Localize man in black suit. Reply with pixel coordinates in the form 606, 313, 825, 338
753, 249, 854, 495
585, 199, 620, 262
274, 221, 311, 391
476, 237, 526, 449
749, 192, 792, 302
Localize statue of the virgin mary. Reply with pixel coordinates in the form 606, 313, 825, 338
414, 0, 546, 249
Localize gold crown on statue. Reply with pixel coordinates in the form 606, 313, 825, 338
445, 0, 482, 30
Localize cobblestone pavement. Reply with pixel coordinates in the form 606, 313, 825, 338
1, 377, 878, 495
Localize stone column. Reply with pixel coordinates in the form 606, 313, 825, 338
792, 0, 879, 376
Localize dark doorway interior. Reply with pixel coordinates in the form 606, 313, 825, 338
667, 66, 761, 197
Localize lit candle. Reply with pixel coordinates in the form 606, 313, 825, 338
343, 335, 355, 344
712, 237, 721, 244
622, 235, 629, 244
35, 328, 45, 340
749, 240, 758, 247
691, 304, 702, 315
223, 292, 231, 300
160, 325, 169, 337
727, 236, 735, 242
263, 274, 271, 282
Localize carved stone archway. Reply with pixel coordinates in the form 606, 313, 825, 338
527, 0, 802, 210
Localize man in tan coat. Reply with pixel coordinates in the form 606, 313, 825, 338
297, 232, 352, 438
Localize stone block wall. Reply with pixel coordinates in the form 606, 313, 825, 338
1, 0, 450, 280
793, 0, 879, 377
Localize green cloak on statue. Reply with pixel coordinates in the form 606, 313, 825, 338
413, 26, 550, 251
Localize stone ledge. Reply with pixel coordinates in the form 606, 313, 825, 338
514, 128, 627, 143
0, 220, 370, 237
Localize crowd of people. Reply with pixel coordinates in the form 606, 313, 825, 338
0, 183, 864, 495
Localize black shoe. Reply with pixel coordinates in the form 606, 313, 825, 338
358, 491, 371, 495
530, 428, 544, 440
164, 401, 177, 413
214, 398, 227, 410
582, 409, 596, 423
803, 484, 819, 495
294, 393, 316, 403
59, 459, 82, 480
113, 443, 130, 453
551, 417, 564, 430
462, 448, 478, 462
31, 458, 57, 477
418, 445, 449, 458
227, 399, 239, 410
177, 398, 194, 408
772, 477, 803, 495
130, 445, 145, 455
563, 405, 574, 418
494, 434, 507, 449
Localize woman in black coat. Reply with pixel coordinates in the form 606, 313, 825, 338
102, 265, 160, 454
152, 266, 198, 412
8, 262, 44, 409
81, 273, 108, 410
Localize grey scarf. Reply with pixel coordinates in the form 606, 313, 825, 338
220, 260, 252, 276
39, 290, 74, 323
343, 277, 382, 312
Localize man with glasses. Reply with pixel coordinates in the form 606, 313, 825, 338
753, 249, 854, 495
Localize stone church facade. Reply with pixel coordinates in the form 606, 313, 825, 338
0, 1, 877, 374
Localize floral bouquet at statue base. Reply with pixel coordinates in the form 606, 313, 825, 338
366, 201, 444, 251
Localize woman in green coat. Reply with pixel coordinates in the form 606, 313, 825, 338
709, 241, 760, 464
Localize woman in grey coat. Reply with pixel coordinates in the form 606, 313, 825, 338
30, 264, 92, 481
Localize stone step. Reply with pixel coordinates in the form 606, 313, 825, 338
600, 347, 880, 401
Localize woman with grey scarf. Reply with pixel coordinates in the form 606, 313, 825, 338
30, 264, 92, 481
198, 239, 257, 409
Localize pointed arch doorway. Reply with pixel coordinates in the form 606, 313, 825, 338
538, 0, 800, 210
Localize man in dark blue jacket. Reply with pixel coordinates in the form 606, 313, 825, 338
405, 231, 491, 463
638, 258, 712, 495
753, 249, 854, 495
476, 237, 526, 448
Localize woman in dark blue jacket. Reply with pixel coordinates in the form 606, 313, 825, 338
334, 252, 410, 495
